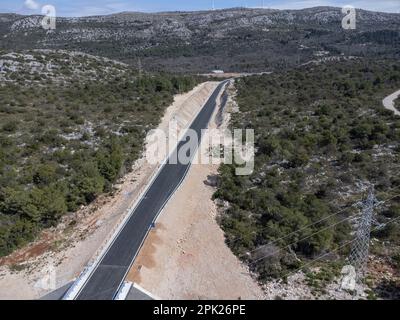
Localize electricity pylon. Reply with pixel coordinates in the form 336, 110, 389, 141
348, 186, 378, 278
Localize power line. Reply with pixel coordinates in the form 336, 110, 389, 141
248, 214, 356, 265
228, 190, 400, 257
247, 192, 400, 267
282, 239, 356, 280
278, 213, 400, 281
229, 199, 361, 246
247, 206, 357, 255
137, 57, 142, 78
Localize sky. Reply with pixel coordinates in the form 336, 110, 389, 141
0, 0, 399, 17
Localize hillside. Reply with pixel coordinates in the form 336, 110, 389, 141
0, 49, 198, 256
214, 58, 400, 298
0, 50, 128, 84
0, 7, 399, 73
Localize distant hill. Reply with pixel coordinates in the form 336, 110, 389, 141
0, 7, 399, 72
0, 49, 198, 256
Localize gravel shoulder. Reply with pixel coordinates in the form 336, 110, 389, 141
126, 82, 265, 300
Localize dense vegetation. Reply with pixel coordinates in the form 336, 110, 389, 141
0, 8, 399, 73
214, 59, 400, 284
0, 51, 198, 256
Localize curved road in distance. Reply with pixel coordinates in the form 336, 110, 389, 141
75, 80, 229, 300
383, 89, 400, 116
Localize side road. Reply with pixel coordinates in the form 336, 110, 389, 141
383, 89, 400, 116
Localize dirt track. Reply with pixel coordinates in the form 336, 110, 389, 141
383, 89, 400, 116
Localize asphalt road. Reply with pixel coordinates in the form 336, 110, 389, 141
75, 80, 228, 300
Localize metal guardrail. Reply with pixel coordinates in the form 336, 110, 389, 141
114, 282, 133, 300
62, 82, 226, 300
62, 162, 162, 300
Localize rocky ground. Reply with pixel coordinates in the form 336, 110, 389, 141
0, 81, 218, 300
127, 81, 266, 300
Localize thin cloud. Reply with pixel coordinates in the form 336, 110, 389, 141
24, 0, 40, 10
2, 0, 399, 16
265, 0, 400, 12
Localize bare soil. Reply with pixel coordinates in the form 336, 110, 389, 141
126, 82, 265, 300
0, 81, 219, 300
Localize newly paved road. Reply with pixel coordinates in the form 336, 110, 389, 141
76, 81, 228, 300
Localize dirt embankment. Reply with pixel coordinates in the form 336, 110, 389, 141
126, 82, 265, 300
0, 81, 219, 300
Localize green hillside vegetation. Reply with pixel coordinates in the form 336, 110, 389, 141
214, 59, 400, 283
0, 51, 198, 256
0, 8, 399, 73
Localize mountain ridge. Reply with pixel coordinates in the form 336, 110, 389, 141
1, 6, 399, 18
0, 6, 399, 73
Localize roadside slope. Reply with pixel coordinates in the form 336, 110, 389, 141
127, 82, 265, 300
0, 81, 219, 300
